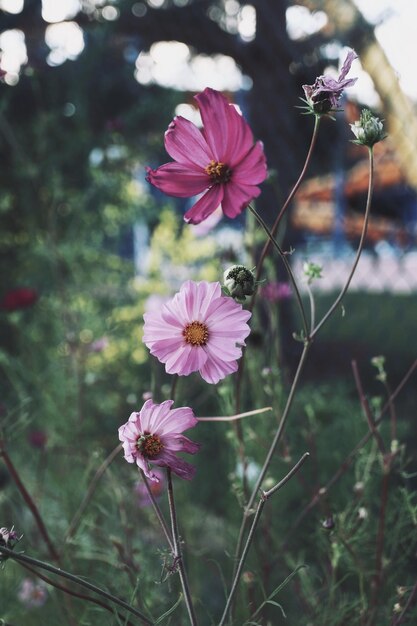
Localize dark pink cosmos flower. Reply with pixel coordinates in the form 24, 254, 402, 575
142, 280, 251, 384
118, 399, 200, 482
303, 49, 358, 114
146, 88, 267, 224
0, 287, 38, 311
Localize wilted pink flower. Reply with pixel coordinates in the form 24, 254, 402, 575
0, 287, 38, 311
17, 578, 48, 608
135, 470, 166, 506
118, 399, 200, 482
261, 282, 292, 303
143, 280, 251, 384
146, 88, 267, 224
303, 49, 358, 114
0, 526, 20, 562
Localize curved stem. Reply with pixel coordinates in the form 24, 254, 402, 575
254, 115, 321, 285
0, 441, 59, 562
311, 147, 374, 339
0, 546, 153, 624
140, 469, 174, 552
232, 342, 310, 581
19, 560, 136, 626
248, 204, 309, 338
218, 454, 310, 626
166, 469, 198, 626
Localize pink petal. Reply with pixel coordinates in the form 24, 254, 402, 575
141, 399, 174, 433
195, 88, 232, 162
162, 434, 200, 454
224, 104, 255, 164
153, 451, 196, 480
199, 352, 238, 384
338, 49, 357, 81
146, 163, 209, 197
164, 116, 213, 168
155, 406, 198, 435
184, 185, 224, 224
179, 280, 221, 321
232, 142, 268, 185
221, 181, 261, 219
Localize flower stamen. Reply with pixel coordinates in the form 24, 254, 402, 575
205, 160, 231, 184
137, 434, 163, 458
183, 321, 209, 346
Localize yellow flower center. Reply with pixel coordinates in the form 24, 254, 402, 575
137, 434, 163, 458
205, 160, 231, 184
182, 321, 209, 346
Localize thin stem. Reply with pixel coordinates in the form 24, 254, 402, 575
311, 147, 374, 339
0, 440, 59, 562
277, 361, 417, 555
254, 114, 321, 286
66, 443, 122, 541
0, 546, 153, 625
218, 454, 309, 626
351, 361, 386, 456
232, 343, 310, 579
248, 203, 309, 338
19, 560, 136, 626
140, 469, 174, 552
166, 469, 198, 626
170, 373, 179, 402
305, 280, 316, 334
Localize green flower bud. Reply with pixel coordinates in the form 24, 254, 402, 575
223, 265, 255, 301
350, 109, 386, 147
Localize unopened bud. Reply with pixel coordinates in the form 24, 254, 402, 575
351, 109, 386, 147
223, 265, 255, 301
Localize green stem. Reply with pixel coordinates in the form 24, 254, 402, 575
248, 203, 309, 339
218, 453, 309, 626
254, 115, 321, 285
311, 147, 374, 339
19, 560, 136, 626
0, 546, 153, 625
166, 469, 198, 626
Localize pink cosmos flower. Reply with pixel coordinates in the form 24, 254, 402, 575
143, 280, 251, 384
118, 399, 200, 482
146, 88, 267, 224
303, 49, 358, 114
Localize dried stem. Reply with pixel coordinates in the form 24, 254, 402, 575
351, 360, 386, 455
0, 440, 59, 562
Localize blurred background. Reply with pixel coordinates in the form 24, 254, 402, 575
1, 1, 416, 624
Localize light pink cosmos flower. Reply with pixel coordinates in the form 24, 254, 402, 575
303, 49, 358, 114
142, 280, 251, 384
17, 578, 48, 609
118, 399, 200, 482
146, 88, 267, 224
